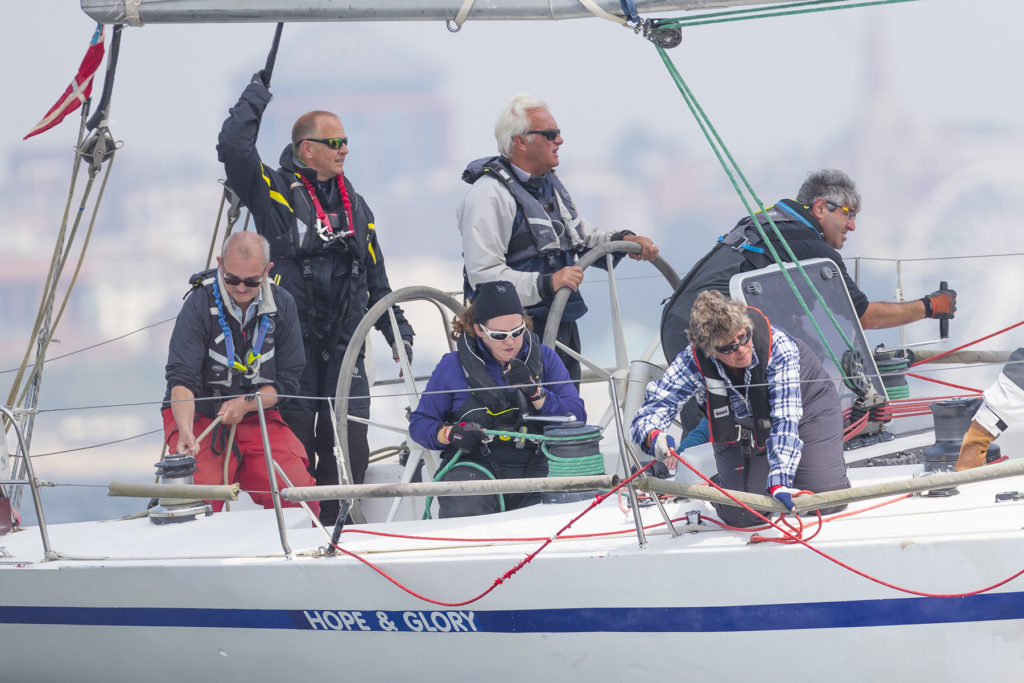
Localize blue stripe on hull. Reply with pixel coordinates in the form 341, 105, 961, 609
2, 592, 1023, 633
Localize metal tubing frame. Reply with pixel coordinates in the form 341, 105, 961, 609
254, 395, 291, 557
0, 405, 53, 559
606, 378, 647, 547
282, 474, 618, 502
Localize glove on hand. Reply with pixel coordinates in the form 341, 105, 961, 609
770, 485, 804, 511
955, 421, 995, 471
252, 70, 271, 87
504, 359, 544, 401
392, 338, 414, 365
447, 422, 488, 453
647, 460, 671, 479
921, 288, 957, 320
647, 429, 677, 462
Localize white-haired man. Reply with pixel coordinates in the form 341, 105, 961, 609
458, 94, 659, 381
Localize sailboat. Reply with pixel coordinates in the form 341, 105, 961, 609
2, 1, 1024, 680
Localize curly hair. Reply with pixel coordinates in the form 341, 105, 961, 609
451, 302, 533, 341
686, 290, 752, 355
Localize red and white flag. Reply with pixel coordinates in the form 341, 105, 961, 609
24, 23, 106, 140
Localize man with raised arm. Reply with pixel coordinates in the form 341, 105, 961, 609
162, 232, 317, 515
458, 93, 659, 381
218, 69, 414, 525
661, 169, 957, 360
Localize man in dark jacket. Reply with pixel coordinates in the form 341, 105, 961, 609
162, 232, 317, 515
218, 71, 414, 524
661, 169, 957, 361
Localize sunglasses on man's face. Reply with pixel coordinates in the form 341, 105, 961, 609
715, 328, 752, 355
222, 272, 264, 288
478, 322, 528, 342
303, 137, 348, 150
524, 129, 560, 142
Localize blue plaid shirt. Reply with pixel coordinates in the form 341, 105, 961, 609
630, 328, 804, 489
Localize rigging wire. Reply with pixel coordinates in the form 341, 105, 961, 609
0, 317, 176, 375
660, 0, 920, 28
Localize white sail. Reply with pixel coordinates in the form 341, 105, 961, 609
80, 0, 783, 25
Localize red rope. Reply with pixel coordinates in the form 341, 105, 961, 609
909, 319, 1024, 368
668, 449, 1024, 598
314, 449, 1023, 604
905, 372, 981, 394
326, 461, 657, 606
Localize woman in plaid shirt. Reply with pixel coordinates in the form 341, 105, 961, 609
631, 290, 849, 526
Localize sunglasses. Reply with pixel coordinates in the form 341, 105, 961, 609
524, 129, 560, 142
715, 328, 752, 355
825, 200, 857, 220
303, 137, 348, 150
478, 322, 528, 341
222, 272, 264, 288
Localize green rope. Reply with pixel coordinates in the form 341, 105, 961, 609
482, 428, 601, 443
422, 449, 506, 520
541, 443, 606, 477
884, 385, 910, 400
659, 0, 919, 29
654, 44, 865, 392
421, 427, 605, 518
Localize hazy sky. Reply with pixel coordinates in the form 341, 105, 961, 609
5, 0, 1023, 179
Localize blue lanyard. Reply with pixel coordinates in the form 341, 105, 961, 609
211, 282, 270, 375
774, 201, 823, 240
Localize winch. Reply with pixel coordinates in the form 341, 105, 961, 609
149, 452, 213, 524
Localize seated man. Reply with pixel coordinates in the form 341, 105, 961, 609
409, 280, 585, 518
161, 232, 318, 515
632, 290, 850, 526
956, 348, 1024, 470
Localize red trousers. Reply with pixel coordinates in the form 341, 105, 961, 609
161, 408, 319, 516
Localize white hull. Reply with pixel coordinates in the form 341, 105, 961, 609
3, 458, 1024, 681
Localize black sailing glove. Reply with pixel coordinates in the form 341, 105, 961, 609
504, 359, 544, 402
447, 422, 489, 454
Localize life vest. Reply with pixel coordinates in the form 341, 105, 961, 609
187, 269, 280, 407
461, 156, 593, 320
274, 165, 370, 356
464, 156, 586, 264
442, 330, 546, 462
691, 307, 773, 449
660, 199, 823, 362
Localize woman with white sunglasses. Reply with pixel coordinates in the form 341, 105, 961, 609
409, 280, 585, 518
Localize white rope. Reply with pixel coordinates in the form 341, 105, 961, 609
447, 0, 476, 31
577, 0, 628, 25
125, 0, 143, 27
